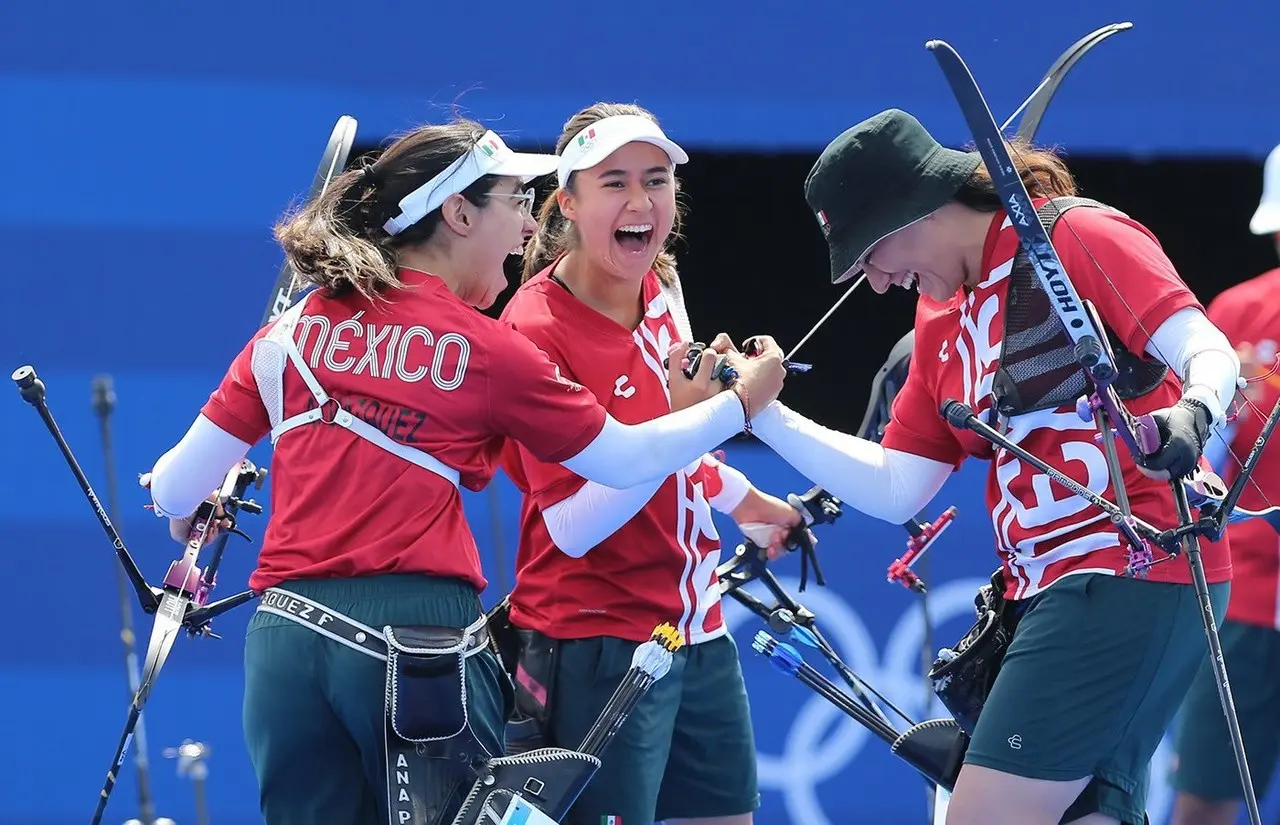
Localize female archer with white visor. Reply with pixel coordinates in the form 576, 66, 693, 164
143, 118, 786, 825
745, 109, 1239, 825
497, 104, 802, 825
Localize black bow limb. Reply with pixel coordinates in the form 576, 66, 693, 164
11, 364, 268, 825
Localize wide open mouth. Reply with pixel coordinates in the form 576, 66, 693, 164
614, 223, 655, 255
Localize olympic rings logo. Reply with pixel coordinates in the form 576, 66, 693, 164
725, 575, 1177, 825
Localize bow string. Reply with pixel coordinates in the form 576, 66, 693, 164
1002, 118, 1280, 526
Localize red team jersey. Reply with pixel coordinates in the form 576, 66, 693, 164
1206, 267, 1280, 629
500, 266, 729, 644
201, 269, 606, 593
882, 203, 1231, 599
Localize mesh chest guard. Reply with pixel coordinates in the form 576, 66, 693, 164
992, 197, 1168, 417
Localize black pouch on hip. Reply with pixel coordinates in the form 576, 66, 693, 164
385, 622, 491, 764
926, 569, 1016, 736
384, 621, 495, 825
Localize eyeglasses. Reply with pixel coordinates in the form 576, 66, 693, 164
486, 187, 536, 216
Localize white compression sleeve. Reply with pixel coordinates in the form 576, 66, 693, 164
541, 452, 751, 557
541, 477, 664, 558
149, 414, 253, 518
702, 454, 752, 513
750, 402, 954, 525
1145, 306, 1241, 427
561, 392, 746, 489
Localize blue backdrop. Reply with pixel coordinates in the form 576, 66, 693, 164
5, 1, 1280, 822
1, 1, 1279, 241
3, 0, 1278, 164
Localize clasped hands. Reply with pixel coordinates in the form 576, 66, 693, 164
666, 333, 787, 415
665, 333, 812, 557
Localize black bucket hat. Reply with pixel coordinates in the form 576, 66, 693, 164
805, 109, 982, 284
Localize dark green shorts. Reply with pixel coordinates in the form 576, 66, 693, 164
243, 574, 508, 825
1170, 618, 1280, 801
549, 633, 758, 825
964, 572, 1228, 825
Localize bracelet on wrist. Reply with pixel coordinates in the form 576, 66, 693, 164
732, 383, 752, 434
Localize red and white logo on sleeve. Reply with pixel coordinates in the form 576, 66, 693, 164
552, 364, 584, 392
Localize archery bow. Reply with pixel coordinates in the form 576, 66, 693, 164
9, 365, 266, 825
99, 115, 355, 824
936, 30, 1280, 552
745, 26, 1245, 824
717, 486, 918, 730
786, 22, 1135, 367
7, 116, 358, 825
724, 35, 1144, 816
787, 22, 1139, 584
925, 33, 1271, 825
262, 115, 358, 326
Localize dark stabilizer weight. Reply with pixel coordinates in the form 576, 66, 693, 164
940, 399, 976, 430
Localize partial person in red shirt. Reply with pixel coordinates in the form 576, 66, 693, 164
143, 118, 786, 825
747, 110, 1240, 825
1170, 141, 1280, 825
497, 103, 802, 825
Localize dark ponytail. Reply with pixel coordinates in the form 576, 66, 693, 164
522, 187, 575, 282
274, 117, 503, 302
954, 138, 1078, 210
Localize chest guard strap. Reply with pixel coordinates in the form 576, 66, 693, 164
251, 295, 461, 489
992, 196, 1168, 417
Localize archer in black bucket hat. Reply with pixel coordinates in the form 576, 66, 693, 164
805, 109, 981, 284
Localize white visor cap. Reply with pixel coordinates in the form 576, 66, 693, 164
1250, 142, 1280, 235
556, 115, 689, 189
383, 130, 558, 236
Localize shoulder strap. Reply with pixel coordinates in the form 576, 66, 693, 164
252, 294, 461, 489
1035, 195, 1120, 226
658, 268, 694, 342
